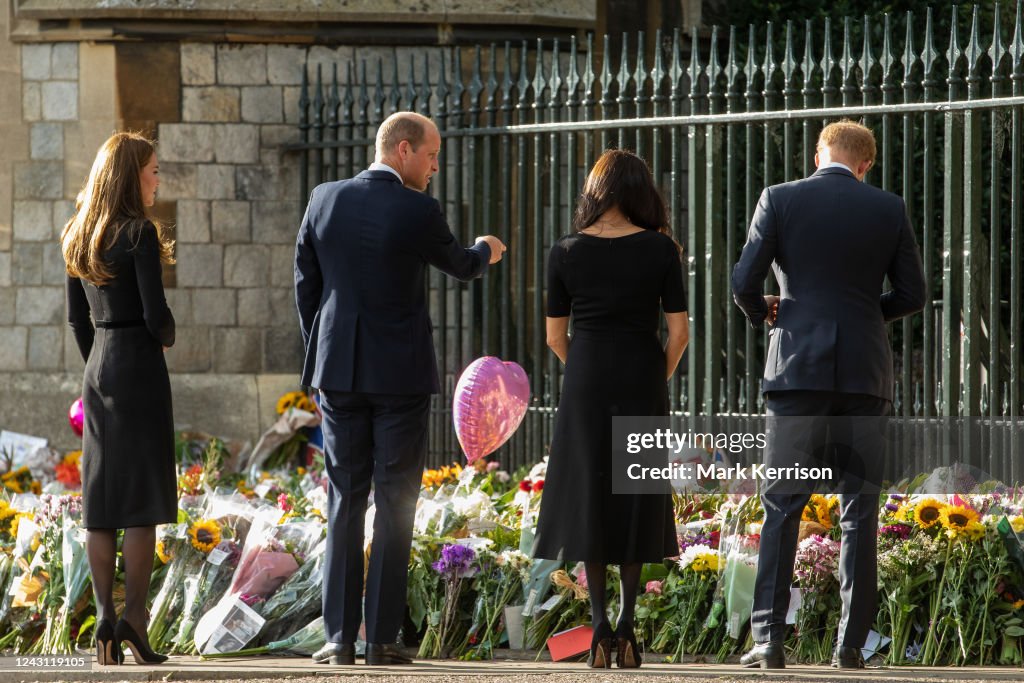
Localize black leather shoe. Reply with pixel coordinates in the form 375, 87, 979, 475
832, 645, 865, 669
740, 641, 785, 669
365, 643, 413, 665
312, 642, 355, 665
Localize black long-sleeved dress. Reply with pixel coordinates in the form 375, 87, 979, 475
66, 221, 177, 529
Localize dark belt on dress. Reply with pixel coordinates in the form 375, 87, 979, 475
95, 319, 146, 329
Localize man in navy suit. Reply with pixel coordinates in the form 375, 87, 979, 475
731, 121, 925, 669
295, 111, 505, 666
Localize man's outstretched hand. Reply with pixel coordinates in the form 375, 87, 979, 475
476, 235, 507, 264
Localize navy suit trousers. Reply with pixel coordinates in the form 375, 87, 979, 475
751, 390, 890, 648
319, 390, 430, 645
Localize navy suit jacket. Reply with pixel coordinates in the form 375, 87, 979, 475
295, 169, 491, 395
731, 167, 926, 401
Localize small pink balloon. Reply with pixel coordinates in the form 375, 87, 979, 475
69, 397, 84, 438
453, 356, 530, 463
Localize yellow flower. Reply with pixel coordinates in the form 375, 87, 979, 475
63, 450, 82, 467
961, 520, 986, 542
276, 391, 308, 414
30, 482, 40, 494
30, 534, 40, 552
913, 498, 945, 529
940, 504, 980, 533
815, 503, 833, 530
296, 467, 306, 476
188, 519, 221, 554
1013, 599, 1024, 610
1010, 516, 1024, 535
156, 540, 173, 564
690, 553, 720, 572
4, 480, 22, 494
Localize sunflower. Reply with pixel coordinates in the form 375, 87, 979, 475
937, 501, 978, 532
276, 391, 307, 414
1010, 516, 1024, 535
294, 395, 316, 413
188, 519, 221, 554
156, 540, 174, 564
913, 498, 945, 529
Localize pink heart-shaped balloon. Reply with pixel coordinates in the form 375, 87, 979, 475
69, 397, 84, 438
453, 356, 530, 463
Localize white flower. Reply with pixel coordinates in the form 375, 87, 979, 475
497, 549, 532, 579
527, 456, 548, 481
677, 543, 716, 571
495, 470, 511, 483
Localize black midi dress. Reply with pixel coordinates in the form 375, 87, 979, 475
532, 229, 685, 564
66, 221, 177, 529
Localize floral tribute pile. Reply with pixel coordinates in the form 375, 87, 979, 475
0, 393, 1023, 665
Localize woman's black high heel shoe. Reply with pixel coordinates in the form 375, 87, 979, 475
587, 621, 614, 668
114, 619, 168, 664
95, 619, 122, 665
615, 621, 641, 668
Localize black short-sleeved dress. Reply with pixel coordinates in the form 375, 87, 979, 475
66, 221, 177, 529
532, 229, 686, 564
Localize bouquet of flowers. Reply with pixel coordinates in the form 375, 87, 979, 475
25, 495, 86, 655
525, 565, 591, 653
647, 543, 720, 661
460, 547, 532, 659
418, 542, 477, 658
254, 537, 327, 644
194, 513, 322, 654
791, 534, 841, 662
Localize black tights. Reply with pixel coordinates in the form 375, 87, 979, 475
86, 527, 156, 632
585, 561, 642, 631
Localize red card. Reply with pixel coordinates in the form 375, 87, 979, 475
546, 624, 593, 661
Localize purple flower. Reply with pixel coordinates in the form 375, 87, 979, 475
884, 502, 900, 512
432, 543, 476, 577
880, 524, 911, 540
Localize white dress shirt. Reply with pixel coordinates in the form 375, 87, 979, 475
368, 161, 403, 182
819, 160, 854, 174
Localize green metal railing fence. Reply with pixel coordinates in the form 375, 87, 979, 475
292, 4, 1024, 472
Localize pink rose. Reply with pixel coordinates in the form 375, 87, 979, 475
645, 580, 663, 595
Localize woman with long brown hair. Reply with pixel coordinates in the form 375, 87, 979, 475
532, 149, 689, 668
63, 132, 176, 665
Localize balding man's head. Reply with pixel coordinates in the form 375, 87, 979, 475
373, 111, 441, 191
375, 112, 436, 159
